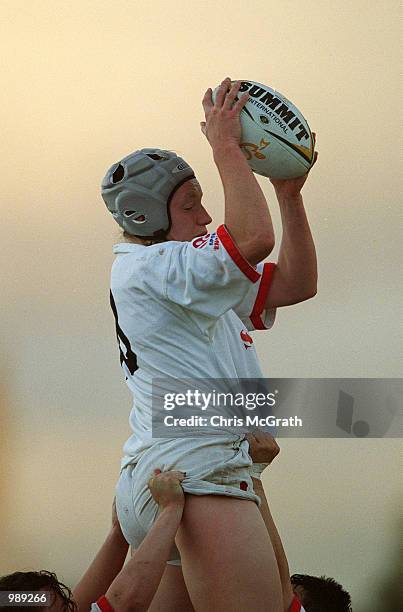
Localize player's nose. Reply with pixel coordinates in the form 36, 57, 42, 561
199, 205, 212, 226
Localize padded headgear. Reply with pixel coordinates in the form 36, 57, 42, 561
101, 148, 195, 237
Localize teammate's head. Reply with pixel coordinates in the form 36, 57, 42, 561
101, 148, 211, 243
291, 574, 352, 612
0, 571, 77, 611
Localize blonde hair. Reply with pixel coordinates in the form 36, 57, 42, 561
120, 230, 166, 247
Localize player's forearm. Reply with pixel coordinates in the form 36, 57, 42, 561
105, 504, 183, 612
272, 193, 317, 305
213, 143, 275, 264
73, 526, 129, 611
253, 478, 294, 611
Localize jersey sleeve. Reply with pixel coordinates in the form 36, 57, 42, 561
163, 224, 274, 322
289, 595, 307, 612
232, 261, 277, 331
91, 596, 115, 612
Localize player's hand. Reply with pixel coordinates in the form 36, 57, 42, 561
201, 77, 249, 150
148, 469, 186, 509
246, 431, 280, 464
270, 133, 318, 199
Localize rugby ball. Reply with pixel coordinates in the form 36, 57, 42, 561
212, 80, 315, 179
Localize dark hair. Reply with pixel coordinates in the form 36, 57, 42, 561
0, 571, 77, 611
291, 574, 352, 612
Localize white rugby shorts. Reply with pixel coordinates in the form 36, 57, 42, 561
115, 435, 260, 565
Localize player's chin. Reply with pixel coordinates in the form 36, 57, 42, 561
195, 228, 208, 238
182, 228, 209, 242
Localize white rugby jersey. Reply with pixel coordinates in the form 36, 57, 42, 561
110, 224, 277, 465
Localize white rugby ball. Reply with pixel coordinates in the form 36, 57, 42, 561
212, 80, 315, 179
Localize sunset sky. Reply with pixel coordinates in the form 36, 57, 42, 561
1, 2, 401, 611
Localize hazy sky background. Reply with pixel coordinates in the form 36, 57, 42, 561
1, 2, 402, 611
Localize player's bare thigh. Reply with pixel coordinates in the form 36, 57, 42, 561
147, 564, 195, 612
175, 494, 283, 612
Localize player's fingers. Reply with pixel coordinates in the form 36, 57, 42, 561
234, 90, 250, 112
215, 77, 232, 107
252, 429, 269, 443
254, 431, 280, 455
160, 470, 186, 481
202, 88, 214, 114
222, 80, 241, 109
246, 431, 259, 445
